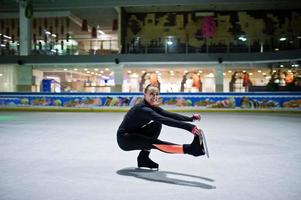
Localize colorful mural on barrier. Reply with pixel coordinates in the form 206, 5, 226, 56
0, 92, 301, 110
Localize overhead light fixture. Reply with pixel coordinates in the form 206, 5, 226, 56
98, 30, 105, 35
279, 37, 286, 41
44, 30, 51, 35
207, 73, 215, 78
238, 36, 247, 41
2, 35, 11, 39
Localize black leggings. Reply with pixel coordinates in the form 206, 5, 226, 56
117, 121, 175, 151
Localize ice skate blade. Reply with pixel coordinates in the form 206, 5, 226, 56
138, 166, 159, 171
200, 131, 210, 159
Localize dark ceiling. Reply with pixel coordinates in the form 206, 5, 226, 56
0, 0, 300, 12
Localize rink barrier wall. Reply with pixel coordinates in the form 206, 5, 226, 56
0, 92, 301, 112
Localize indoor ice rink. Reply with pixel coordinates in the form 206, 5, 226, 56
0, 111, 300, 200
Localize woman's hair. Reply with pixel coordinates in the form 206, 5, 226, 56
144, 84, 159, 93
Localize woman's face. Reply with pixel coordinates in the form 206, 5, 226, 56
144, 86, 159, 106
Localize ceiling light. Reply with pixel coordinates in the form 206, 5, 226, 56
279, 37, 286, 41
2, 35, 11, 39
44, 30, 51, 35
207, 73, 215, 78
238, 36, 247, 41
98, 30, 105, 35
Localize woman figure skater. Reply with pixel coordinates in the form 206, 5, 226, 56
117, 84, 205, 169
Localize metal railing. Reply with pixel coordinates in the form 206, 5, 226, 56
1, 36, 301, 56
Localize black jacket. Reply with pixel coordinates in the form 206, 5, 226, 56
117, 100, 194, 135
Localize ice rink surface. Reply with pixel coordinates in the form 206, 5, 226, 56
0, 111, 301, 200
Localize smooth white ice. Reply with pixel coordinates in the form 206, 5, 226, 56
0, 112, 301, 200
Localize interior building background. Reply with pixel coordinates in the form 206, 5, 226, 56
0, 0, 300, 93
